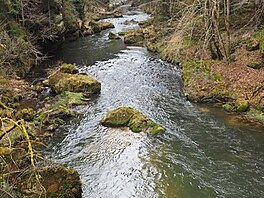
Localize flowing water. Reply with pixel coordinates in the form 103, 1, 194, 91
46, 5, 264, 198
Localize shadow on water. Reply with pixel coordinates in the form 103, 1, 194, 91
45, 5, 264, 198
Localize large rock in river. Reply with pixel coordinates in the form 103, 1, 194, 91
124, 29, 144, 45
48, 63, 101, 94
101, 107, 165, 135
89, 20, 114, 33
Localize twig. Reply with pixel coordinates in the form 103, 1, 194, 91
0, 188, 15, 198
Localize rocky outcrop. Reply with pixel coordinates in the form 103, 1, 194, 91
101, 107, 165, 135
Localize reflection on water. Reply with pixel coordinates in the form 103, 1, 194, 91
46, 5, 264, 198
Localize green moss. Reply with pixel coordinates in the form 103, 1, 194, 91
56, 91, 88, 106
246, 38, 259, 51
15, 108, 35, 121
101, 107, 165, 135
223, 99, 249, 112
101, 107, 135, 127
148, 122, 165, 135
118, 31, 128, 36
181, 60, 231, 102
246, 109, 264, 124
258, 29, 264, 54
182, 60, 215, 83
212, 73, 223, 81
128, 111, 149, 132
235, 99, 249, 112
0, 100, 8, 109
223, 103, 236, 112
59, 63, 79, 74
247, 63, 262, 69
35, 106, 74, 128
8, 21, 26, 39
0, 147, 12, 155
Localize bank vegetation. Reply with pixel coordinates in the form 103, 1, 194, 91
133, 0, 264, 125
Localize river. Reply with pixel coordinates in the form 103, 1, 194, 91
46, 5, 264, 198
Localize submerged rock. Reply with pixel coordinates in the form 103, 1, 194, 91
101, 107, 165, 135
48, 63, 101, 94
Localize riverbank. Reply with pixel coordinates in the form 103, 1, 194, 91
125, 1, 264, 126
0, 62, 102, 197
1, 1, 263, 197
0, 1, 125, 197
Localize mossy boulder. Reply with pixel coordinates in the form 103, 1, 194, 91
124, 29, 145, 45
48, 64, 101, 94
101, 107, 165, 135
223, 99, 249, 112
235, 99, 250, 112
108, 32, 121, 39
59, 63, 79, 74
89, 20, 114, 33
